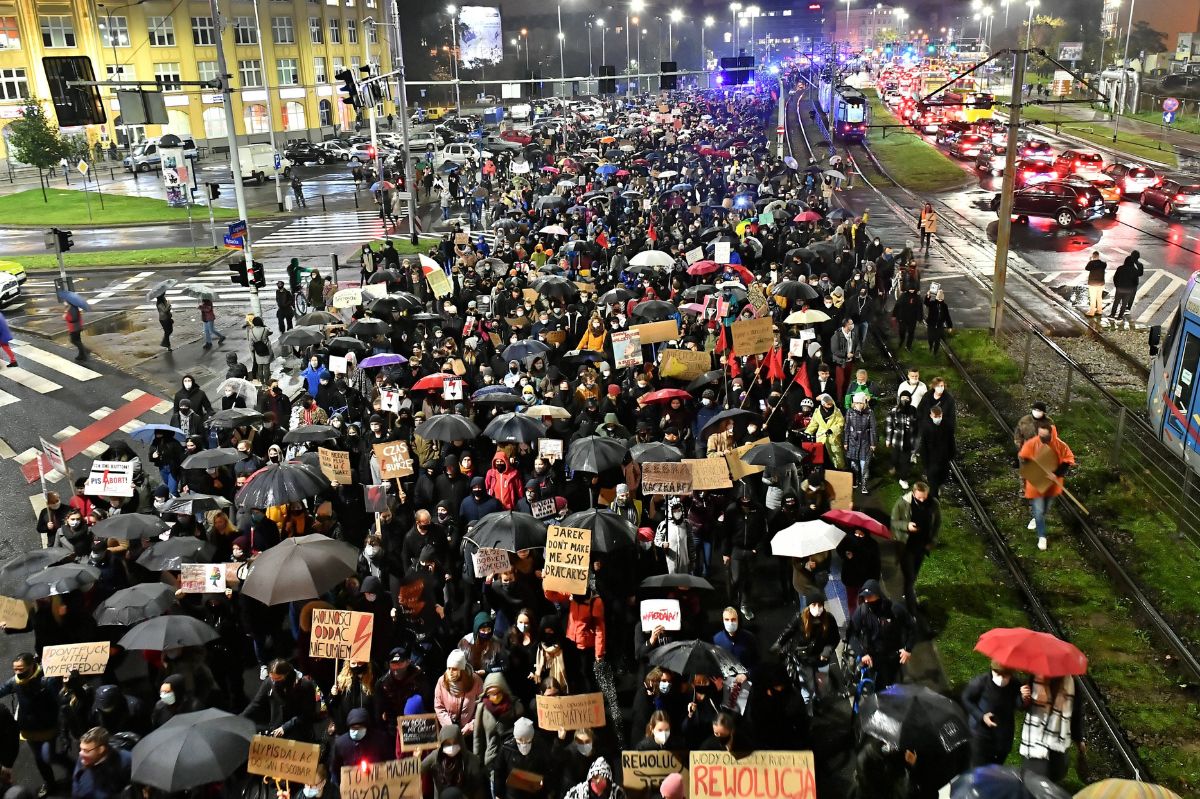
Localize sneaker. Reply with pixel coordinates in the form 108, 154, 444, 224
1037, 537, 1048, 551
1027, 518, 1037, 531
203, 342, 212, 350
5, 361, 15, 368
218, 336, 227, 344
899, 479, 910, 490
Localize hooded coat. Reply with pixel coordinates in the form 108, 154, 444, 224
472, 673, 525, 769
421, 723, 486, 799
485, 453, 523, 510
564, 758, 626, 799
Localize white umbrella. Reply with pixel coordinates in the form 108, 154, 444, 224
770, 521, 845, 559
181, 285, 218, 301
656, 169, 679, 179
630, 250, 675, 268
216, 378, 258, 409
523, 404, 571, 420
539, 224, 569, 236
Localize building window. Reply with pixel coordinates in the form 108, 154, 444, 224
283, 101, 306, 130
346, 19, 357, 44
368, 23, 377, 44
313, 56, 327, 83
192, 16, 215, 45
238, 59, 263, 88
98, 16, 129, 48
350, 56, 360, 71
154, 62, 182, 91
147, 16, 175, 46
203, 106, 226, 139
244, 104, 269, 134
234, 17, 257, 45
277, 58, 299, 85
197, 61, 219, 84
328, 18, 340, 43
319, 99, 332, 126
332, 57, 344, 78
0, 68, 28, 100
366, 0, 376, 7
309, 17, 323, 43
39, 15, 77, 48
0, 17, 19, 49
271, 16, 295, 44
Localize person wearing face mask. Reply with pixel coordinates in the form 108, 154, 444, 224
299, 763, 338, 799
171, 398, 206, 440
712, 607, 760, 675
892, 283, 924, 353
1017, 420, 1075, 552
240, 659, 319, 742
460, 477, 502, 525
846, 579, 915, 691
459, 612, 504, 675
563, 757, 625, 799
301, 356, 332, 398
150, 674, 203, 729
653, 498, 692, 575
771, 590, 840, 713
495, 716, 552, 799
329, 707, 390, 786
962, 662, 1031, 767
473, 673, 525, 790
889, 481, 942, 616
915, 405, 957, 500
576, 314, 609, 353
35, 492, 69, 550
0, 653, 67, 793
843, 392, 877, 495
886, 390, 919, 490
421, 723, 486, 799
1013, 401, 1054, 456
485, 453, 523, 510
173, 374, 213, 419
805, 394, 846, 471
634, 710, 677, 752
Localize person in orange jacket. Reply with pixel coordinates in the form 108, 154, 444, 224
545, 585, 606, 692
1018, 420, 1075, 551
575, 314, 608, 353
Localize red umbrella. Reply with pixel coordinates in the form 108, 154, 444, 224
974, 628, 1088, 677
822, 509, 891, 540
640, 388, 692, 404
687, 260, 721, 276
411, 372, 457, 392
728, 263, 755, 285
794, 210, 822, 222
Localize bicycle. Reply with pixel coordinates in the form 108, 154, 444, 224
292, 271, 313, 315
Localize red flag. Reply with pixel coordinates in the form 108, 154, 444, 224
597, 230, 609, 249
767, 346, 785, 382
795, 362, 812, 396
647, 221, 658, 242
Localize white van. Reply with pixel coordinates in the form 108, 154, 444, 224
238, 143, 282, 184
509, 103, 532, 121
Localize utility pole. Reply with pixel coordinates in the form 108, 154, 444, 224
991, 48, 1026, 336
251, 0, 285, 212
391, 0, 420, 245
363, 19, 382, 193
211, 0, 262, 316
1112, 0, 1136, 142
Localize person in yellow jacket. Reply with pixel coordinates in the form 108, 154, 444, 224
576, 314, 608, 352
805, 393, 846, 469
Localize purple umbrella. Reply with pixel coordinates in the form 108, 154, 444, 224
360, 352, 408, 368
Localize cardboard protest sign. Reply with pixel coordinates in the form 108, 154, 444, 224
612, 330, 643, 369
328, 355, 348, 374
318, 447, 353, 483
374, 441, 414, 479
422, 263, 453, 298
535, 692, 607, 731
685, 247, 704, 265
471, 547, 512, 577
341, 758, 422, 799
685, 458, 733, 490
40, 438, 66, 475
623, 750, 688, 796
531, 497, 557, 519
641, 462, 694, 495
748, 284, 768, 317
632, 319, 679, 345
725, 438, 769, 481
362, 283, 388, 300
363, 484, 390, 514
689, 750, 816, 799
523, 288, 540, 304
640, 598, 682, 632
308, 608, 374, 661
0, 596, 27, 630
732, 317, 774, 354
455, 232, 470, 245
331, 287, 363, 309
825, 470, 854, 510
507, 769, 545, 793
85, 460, 135, 497
543, 525, 592, 595
380, 388, 402, 413
1019, 444, 1063, 495
661, 349, 712, 381
248, 735, 323, 785
42, 642, 110, 677
537, 438, 564, 462
398, 714, 440, 752
180, 563, 227, 594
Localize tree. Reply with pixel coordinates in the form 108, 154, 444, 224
6, 102, 66, 203
1126, 21, 1166, 60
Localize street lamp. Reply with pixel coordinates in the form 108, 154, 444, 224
730, 2, 742, 55
97, 0, 146, 154
746, 5, 758, 61
1113, 0, 1137, 139
843, 0, 852, 35
894, 7, 908, 36
557, 0, 572, 88
446, 4, 461, 113
251, 0, 284, 211
597, 18, 607, 67
668, 9, 682, 61
702, 15, 714, 71
1024, 0, 1037, 50
587, 17, 594, 79
627, 0, 643, 95
521, 28, 530, 72
982, 6, 993, 49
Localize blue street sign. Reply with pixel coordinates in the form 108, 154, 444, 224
227, 220, 247, 238
274, 153, 282, 170
223, 234, 244, 251
1164, 110, 1176, 125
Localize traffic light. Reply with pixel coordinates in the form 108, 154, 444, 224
926, 43, 937, 55
599, 65, 616, 95
659, 61, 678, 91
336, 69, 361, 108
207, 182, 220, 200
248, 260, 266, 288
42, 56, 106, 127
884, 45, 893, 58
53, 228, 73, 252
229, 259, 248, 287
358, 65, 378, 108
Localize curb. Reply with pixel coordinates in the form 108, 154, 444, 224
23, 253, 231, 274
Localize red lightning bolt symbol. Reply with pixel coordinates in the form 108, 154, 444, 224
351, 615, 372, 660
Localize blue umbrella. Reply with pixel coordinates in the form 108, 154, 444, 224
56, 289, 90, 311
440, 161, 461, 173
472, 385, 514, 399
129, 424, 186, 443
669, 183, 693, 192
596, 164, 618, 176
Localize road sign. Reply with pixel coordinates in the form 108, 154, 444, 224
227, 220, 247, 238
1164, 110, 1176, 125
76, 160, 88, 176
223, 234, 245, 250
1163, 97, 1180, 113
274, 152, 282, 170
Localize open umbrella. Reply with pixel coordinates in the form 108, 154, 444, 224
216, 378, 257, 409
531, 275, 580, 300
347, 318, 389, 338
539, 224, 569, 236
599, 287, 636, 305
1074, 781, 1183, 799
19, 564, 100, 600
415, 413, 481, 442
827, 208, 852, 223
630, 300, 679, 323
639, 388, 692, 404
503, 340, 553, 362
630, 442, 684, 463
0, 550, 72, 596
239, 533, 359, 605
640, 573, 715, 591
137, 538, 216, 571
360, 352, 407, 368
145, 279, 177, 301
475, 392, 522, 406
629, 250, 675, 269
181, 448, 241, 469
235, 462, 330, 508
180, 285, 217, 302
687, 260, 722, 276
298, 311, 342, 326
649, 639, 747, 678
561, 509, 637, 553
770, 521, 844, 559
93, 513, 170, 541
119, 614, 219, 650
699, 407, 760, 438
94, 583, 178, 627
483, 412, 546, 444
131, 708, 255, 792
566, 436, 628, 473
157, 492, 231, 516
466, 511, 547, 552
773, 281, 821, 303
523, 404, 571, 420
685, 370, 724, 391
822, 509, 891, 540
950, 765, 1072, 799
859, 684, 970, 786
278, 326, 325, 348
793, 210, 822, 222
742, 441, 805, 468
784, 309, 831, 325
282, 424, 341, 444
208, 408, 264, 429
974, 628, 1088, 677
411, 372, 457, 392
128, 424, 186, 444
327, 336, 370, 357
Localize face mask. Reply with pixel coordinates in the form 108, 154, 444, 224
658, 680, 671, 694
931, 417, 943, 426
478, 630, 493, 641
933, 387, 944, 396
183, 380, 193, 389
349, 729, 366, 742
495, 463, 507, 472
574, 742, 593, 756
68, 520, 81, 529
159, 691, 176, 705
723, 620, 738, 634
671, 510, 684, 521
363, 593, 377, 603
653, 730, 670, 745
303, 788, 320, 798
701, 398, 712, 406
269, 454, 281, 463
517, 740, 533, 755
442, 744, 461, 757
517, 622, 528, 633
365, 546, 381, 559
1032, 409, 1044, 418
992, 671, 1010, 687
809, 605, 824, 617
1039, 435, 1051, 443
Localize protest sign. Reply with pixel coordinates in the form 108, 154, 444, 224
714, 241, 732, 263
661, 349, 712, 381
825, 470, 854, 510
622, 750, 688, 796
689, 750, 816, 799
789, 338, 806, 357
640, 598, 682, 631
308, 608, 374, 661
40, 438, 66, 475
318, 447, 353, 483
507, 769, 545, 793
732, 317, 774, 354
423, 263, 453, 298
543, 525, 592, 595
685, 458, 733, 490
523, 288, 540, 305
328, 355, 348, 374
374, 441, 414, 479
42, 642, 110, 677
362, 283, 388, 300
180, 563, 226, 594
725, 438, 769, 481
84, 460, 135, 497
612, 330, 643, 369
443, 377, 465, 401
537, 438, 563, 462
471, 547, 512, 577
748, 284, 768, 317
398, 714, 440, 752
248, 735, 322, 785
331, 287, 363, 309
631, 319, 679, 345
455, 232, 470, 245
531, 497, 557, 519
341, 758, 422, 799
380, 388, 402, 413
685, 247, 704, 265
535, 692, 607, 731
641, 462, 694, 495
1019, 444, 1063, 495
0, 596, 27, 630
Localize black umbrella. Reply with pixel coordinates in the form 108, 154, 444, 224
92, 513, 170, 541
407, 312, 443, 323
773, 280, 821, 302
531, 275, 580, 300
640, 573, 715, 591
950, 765, 1072, 799
137, 538, 216, 571
649, 639, 747, 678
483, 412, 545, 444
94, 583, 178, 627
0, 549, 72, 596
282, 424, 341, 444
157, 493, 231, 516
700, 407, 760, 438
181, 447, 241, 469
415, 413, 481, 442
235, 463, 330, 508
684, 370, 724, 391
118, 614, 219, 650
565, 436, 628, 473
630, 441, 684, 463
561, 509, 637, 553
560, 351, 609, 368
208, 409, 265, 429
367, 269, 403, 285
131, 708, 256, 792
239, 533, 359, 605
630, 300, 679, 323
467, 511, 547, 552
19, 564, 99, 600
297, 311, 341, 325
741, 442, 805, 468
680, 285, 718, 302
473, 392, 523, 406
503, 340, 553, 362
599, 287, 636, 305
326, 336, 370, 356
278, 326, 325, 348
859, 685, 971, 784
347, 318, 389, 338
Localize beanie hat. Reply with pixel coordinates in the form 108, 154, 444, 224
514, 717, 535, 740
446, 649, 469, 670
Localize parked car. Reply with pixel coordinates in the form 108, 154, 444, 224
500, 129, 533, 145
0, 272, 19, 308
1102, 162, 1159, 197
1014, 158, 1058, 187
318, 141, 353, 161
122, 137, 198, 172
438, 142, 490, 165
949, 133, 987, 159
1016, 138, 1055, 161
1066, 176, 1121, 216
284, 141, 331, 165
1053, 149, 1105, 178
975, 143, 1007, 175
1139, 178, 1200, 218
990, 180, 1106, 227
347, 142, 388, 164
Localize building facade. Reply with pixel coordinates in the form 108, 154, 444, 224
832, 4, 898, 52
0, 0, 398, 158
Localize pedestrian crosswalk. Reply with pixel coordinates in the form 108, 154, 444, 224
1035, 268, 1187, 326
255, 208, 411, 248
0, 340, 101, 404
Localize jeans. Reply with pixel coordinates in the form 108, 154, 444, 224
441, 205, 450, 220
1111, 288, 1135, 317
24, 739, 56, 786
202, 320, 224, 345
1030, 495, 1054, 540
854, 322, 870, 350
900, 543, 928, 615
854, 457, 871, 485
159, 466, 178, 495
691, 535, 712, 577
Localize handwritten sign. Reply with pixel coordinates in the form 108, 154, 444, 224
380, 388, 402, 413
537, 438, 563, 462
341, 758, 422, 799
714, 241, 732, 263
374, 441, 414, 479
248, 735, 322, 785
661, 349, 712, 381
685, 247, 704, 265
685, 458, 733, 490
423, 263, 453, 298
471, 547, 512, 577
732, 317, 774, 355
455, 232, 470, 246
535, 692, 607, 731
543, 525, 592, 595
641, 462, 693, 495
612, 330, 643, 369
308, 608, 374, 661
42, 642, 110, 677
531, 497, 557, 519
331, 287, 363, 309
318, 447, 353, 483
726, 437, 769, 481
85, 460, 135, 497
328, 355, 348, 374
825, 470, 854, 510
689, 750, 816, 799
0, 596, 27, 630
179, 563, 227, 594
623, 750, 688, 796
398, 714, 440, 753
640, 598, 682, 632
631, 319, 679, 345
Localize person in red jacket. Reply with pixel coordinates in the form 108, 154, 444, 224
1018, 420, 1075, 552
485, 451, 522, 510
63, 301, 88, 362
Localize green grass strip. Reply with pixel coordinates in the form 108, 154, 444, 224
0, 188, 243, 225
863, 92, 974, 193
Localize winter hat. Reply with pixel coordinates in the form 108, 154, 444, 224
859, 579, 883, 599
347, 708, 371, 727
473, 611, 493, 634
232, 536, 250, 551
807, 588, 828, 605
154, 485, 171, 499
1032, 401, 1048, 412
360, 576, 383, 594
446, 649, 469, 670
514, 717, 535, 741
471, 476, 486, 488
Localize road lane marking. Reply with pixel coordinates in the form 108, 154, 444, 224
0, 366, 62, 394
11, 340, 102, 381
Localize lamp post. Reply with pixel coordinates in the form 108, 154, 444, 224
587, 17, 594, 81
251, 0, 285, 211
746, 5, 758, 61
1024, 0, 1037, 50
97, 0, 145, 158
668, 9, 681, 61
843, 0, 852, 36
598, 18, 607, 67
627, 0, 643, 96
521, 28, 530, 72
446, 4, 461, 114
730, 2, 742, 55
1113, 0, 1136, 139
702, 15, 714, 73
982, 6, 993, 49
557, 1, 566, 88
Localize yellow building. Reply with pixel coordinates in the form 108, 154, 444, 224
0, 0, 397, 155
